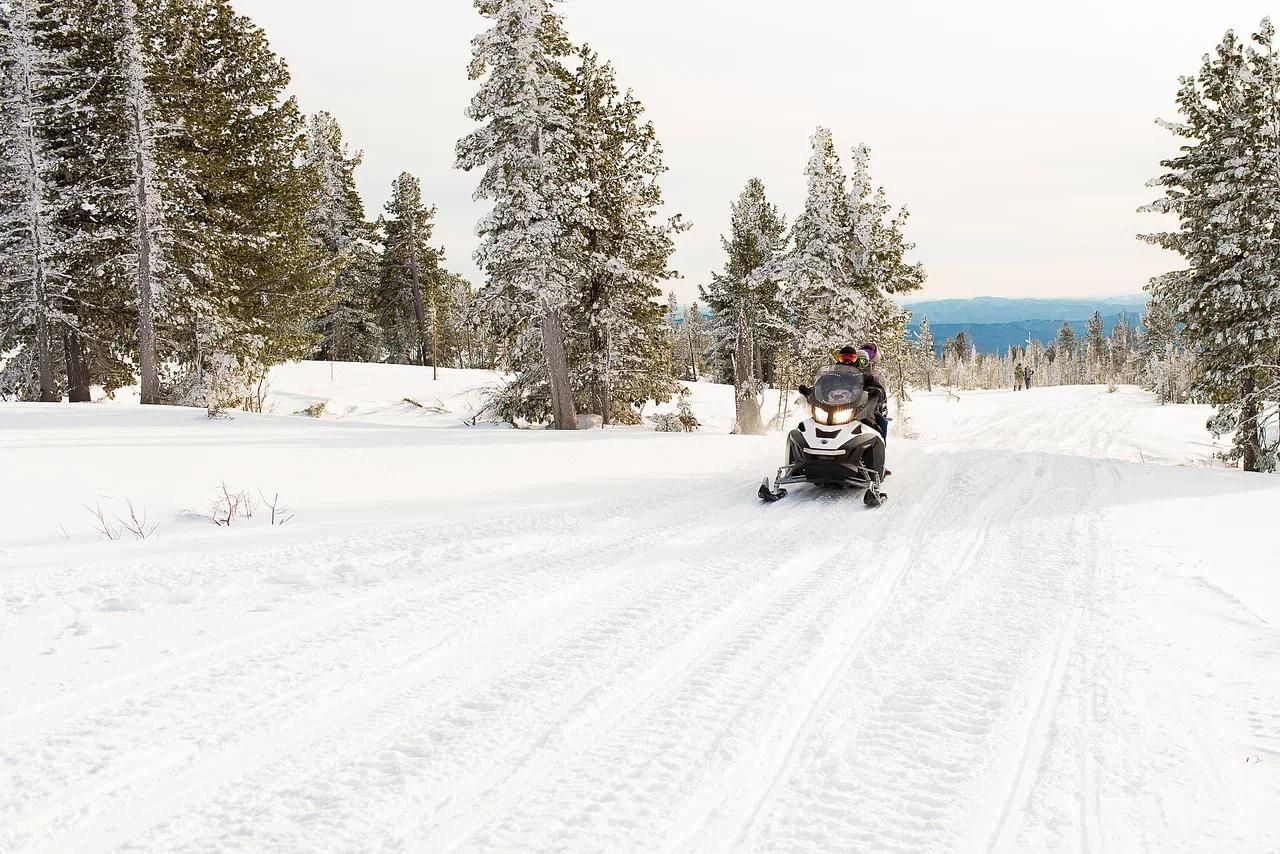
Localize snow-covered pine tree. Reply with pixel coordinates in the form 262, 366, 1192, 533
701, 178, 787, 434
1054, 321, 1079, 383
914, 317, 936, 391
664, 292, 682, 378
378, 172, 444, 371
681, 299, 708, 383
0, 0, 59, 401
1085, 310, 1107, 383
304, 111, 383, 363
1108, 312, 1138, 383
1144, 22, 1280, 470
847, 143, 926, 298
784, 128, 858, 362
1139, 296, 1191, 403
571, 46, 684, 423
33, 0, 143, 402
446, 272, 488, 369
783, 130, 918, 369
457, 0, 583, 429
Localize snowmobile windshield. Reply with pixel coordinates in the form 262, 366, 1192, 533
812, 369, 866, 408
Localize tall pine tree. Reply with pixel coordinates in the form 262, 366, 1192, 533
702, 178, 787, 434
457, 0, 583, 429
571, 46, 683, 423
305, 111, 382, 362
0, 0, 59, 401
783, 129, 917, 364
1144, 22, 1280, 469
378, 172, 444, 371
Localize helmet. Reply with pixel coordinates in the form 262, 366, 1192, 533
835, 345, 859, 365
854, 349, 873, 368
860, 342, 880, 363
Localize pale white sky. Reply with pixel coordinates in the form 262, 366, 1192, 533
231, 0, 1274, 301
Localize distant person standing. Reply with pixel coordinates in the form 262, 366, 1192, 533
1014, 363, 1025, 391
1024, 366, 1035, 389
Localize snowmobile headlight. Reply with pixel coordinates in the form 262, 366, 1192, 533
811, 405, 828, 425
829, 408, 854, 426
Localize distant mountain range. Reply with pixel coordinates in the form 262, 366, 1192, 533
902, 296, 1148, 355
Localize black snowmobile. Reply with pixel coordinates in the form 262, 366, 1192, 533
758, 364, 888, 507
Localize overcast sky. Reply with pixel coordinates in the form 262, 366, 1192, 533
230, 0, 1275, 302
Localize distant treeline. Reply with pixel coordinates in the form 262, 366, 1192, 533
908, 313, 1145, 356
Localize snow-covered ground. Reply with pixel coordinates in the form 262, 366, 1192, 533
2, 363, 1278, 852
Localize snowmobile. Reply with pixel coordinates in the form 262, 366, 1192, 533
758, 364, 888, 507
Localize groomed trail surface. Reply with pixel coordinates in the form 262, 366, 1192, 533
2, 370, 1278, 852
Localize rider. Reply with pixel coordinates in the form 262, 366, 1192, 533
837, 344, 889, 442
832, 345, 889, 487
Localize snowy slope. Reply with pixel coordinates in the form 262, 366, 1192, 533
2, 364, 1278, 853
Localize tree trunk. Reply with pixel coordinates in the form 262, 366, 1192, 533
688, 335, 698, 383
34, 300, 57, 401
134, 134, 160, 405
733, 308, 764, 435
430, 291, 441, 381
540, 311, 578, 430
1241, 374, 1262, 473
405, 232, 429, 369
14, 1, 58, 402
62, 314, 91, 403
122, 0, 161, 406
589, 321, 608, 425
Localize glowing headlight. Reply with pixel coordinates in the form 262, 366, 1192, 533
811, 405, 828, 425
830, 408, 854, 426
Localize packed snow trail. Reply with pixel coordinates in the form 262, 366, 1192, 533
2, 373, 1278, 852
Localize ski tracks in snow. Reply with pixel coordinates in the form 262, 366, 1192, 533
5, 391, 1276, 852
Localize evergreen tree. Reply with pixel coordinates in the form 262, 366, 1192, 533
1085, 310, 1106, 382
783, 129, 916, 364
663, 291, 681, 376
152, 0, 328, 406
304, 111, 382, 362
0, 0, 59, 401
441, 270, 489, 370
847, 143, 926, 297
681, 299, 708, 383
1143, 21, 1280, 470
914, 317, 936, 391
3, 0, 334, 409
785, 127, 861, 358
1109, 311, 1139, 383
37, 0, 139, 402
701, 178, 787, 434
1140, 295, 1192, 404
571, 46, 683, 423
1054, 321, 1078, 383
946, 330, 973, 362
378, 172, 444, 370
457, 0, 583, 429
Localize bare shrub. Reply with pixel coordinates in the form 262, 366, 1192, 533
211, 482, 245, 527
83, 499, 158, 541
85, 504, 121, 540
209, 484, 292, 527
260, 491, 294, 526
116, 499, 159, 540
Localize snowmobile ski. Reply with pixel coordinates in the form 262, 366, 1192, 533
759, 478, 787, 502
